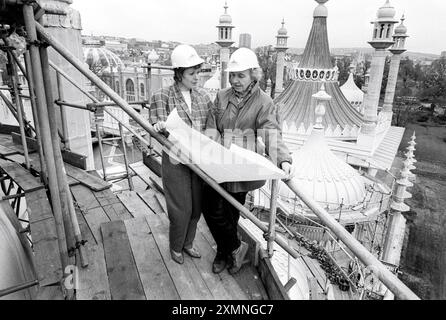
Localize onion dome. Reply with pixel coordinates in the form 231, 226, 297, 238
377, 0, 396, 21
147, 49, 159, 63
394, 15, 407, 35
219, 1, 232, 25
278, 84, 366, 209
278, 19, 288, 35
83, 46, 124, 71
340, 71, 364, 110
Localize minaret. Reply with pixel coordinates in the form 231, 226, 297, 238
382, 15, 409, 120
275, 18, 289, 95
358, 0, 398, 146
381, 134, 416, 300
216, 1, 235, 89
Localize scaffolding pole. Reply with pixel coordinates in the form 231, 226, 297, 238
39, 36, 88, 267
24, 50, 47, 183
23, 4, 68, 270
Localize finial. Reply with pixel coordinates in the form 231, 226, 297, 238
224, 1, 228, 13
282, 18, 285, 27
401, 14, 406, 23
313, 82, 331, 129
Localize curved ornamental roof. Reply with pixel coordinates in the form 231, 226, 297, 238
340, 72, 365, 111
274, 0, 363, 138
278, 85, 366, 210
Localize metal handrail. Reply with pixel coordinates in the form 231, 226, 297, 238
35, 22, 419, 300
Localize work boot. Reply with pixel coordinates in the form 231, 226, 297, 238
212, 252, 227, 274
228, 241, 249, 274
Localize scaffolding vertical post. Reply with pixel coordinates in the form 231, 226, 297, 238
119, 122, 134, 191
267, 179, 279, 258
6, 50, 30, 169
56, 72, 70, 150
22, 3, 69, 270
23, 50, 47, 184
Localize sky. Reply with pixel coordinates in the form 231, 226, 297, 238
71, 0, 446, 55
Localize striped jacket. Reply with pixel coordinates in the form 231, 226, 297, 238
149, 83, 213, 132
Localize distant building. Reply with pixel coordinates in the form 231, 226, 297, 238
239, 33, 252, 49
104, 40, 128, 52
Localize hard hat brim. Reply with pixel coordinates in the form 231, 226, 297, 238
172, 57, 205, 69
225, 65, 260, 73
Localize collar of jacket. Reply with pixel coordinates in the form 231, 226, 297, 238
172, 82, 196, 100
229, 81, 260, 107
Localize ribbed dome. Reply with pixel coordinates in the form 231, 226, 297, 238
340, 72, 364, 107
83, 46, 124, 71
278, 85, 366, 209
377, 0, 396, 20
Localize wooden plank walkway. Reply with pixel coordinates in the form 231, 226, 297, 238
0, 159, 44, 192
1, 134, 269, 300
0, 134, 35, 156
73, 179, 259, 300
26, 189, 63, 287
101, 220, 146, 300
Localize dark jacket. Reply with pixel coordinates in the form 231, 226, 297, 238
206, 82, 292, 193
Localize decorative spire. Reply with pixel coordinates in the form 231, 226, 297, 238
312, 82, 331, 129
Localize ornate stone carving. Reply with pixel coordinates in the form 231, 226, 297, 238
40, 0, 82, 30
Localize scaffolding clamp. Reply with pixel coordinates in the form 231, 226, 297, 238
26, 39, 49, 49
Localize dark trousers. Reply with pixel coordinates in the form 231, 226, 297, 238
162, 152, 202, 253
202, 184, 247, 256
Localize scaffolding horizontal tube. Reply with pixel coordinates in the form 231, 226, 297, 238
145, 64, 173, 71
87, 100, 149, 108
0, 279, 39, 298
55, 100, 95, 112
36, 22, 419, 300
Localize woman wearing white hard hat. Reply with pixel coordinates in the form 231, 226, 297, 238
149, 44, 212, 264
203, 47, 294, 274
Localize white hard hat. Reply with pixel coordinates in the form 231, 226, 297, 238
171, 44, 204, 69
226, 48, 260, 72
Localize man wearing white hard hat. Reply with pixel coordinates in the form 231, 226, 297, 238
203, 47, 294, 274
150, 44, 212, 265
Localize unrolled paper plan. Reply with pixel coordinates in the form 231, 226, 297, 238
165, 108, 286, 183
